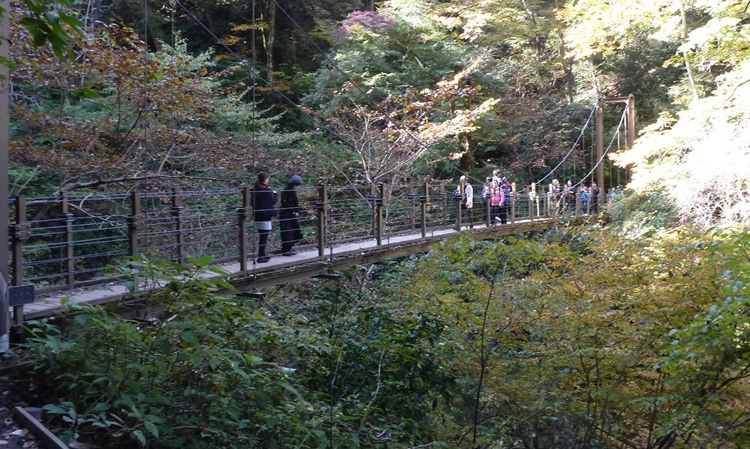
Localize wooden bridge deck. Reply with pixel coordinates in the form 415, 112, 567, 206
22, 218, 552, 320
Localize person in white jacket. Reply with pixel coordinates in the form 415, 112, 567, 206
455, 175, 474, 230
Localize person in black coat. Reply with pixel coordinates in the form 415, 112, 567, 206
250, 172, 277, 263
280, 175, 304, 256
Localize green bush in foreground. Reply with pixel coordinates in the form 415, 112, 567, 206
3, 228, 750, 448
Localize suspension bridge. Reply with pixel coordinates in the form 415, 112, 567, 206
5, 179, 616, 324
3, 92, 635, 330
0, 0, 638, 341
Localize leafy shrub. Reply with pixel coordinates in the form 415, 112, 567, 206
5, 228, 750, 449
3, 257, 324, 448
608, 186, 679, 237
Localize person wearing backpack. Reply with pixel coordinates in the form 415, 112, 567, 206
454, 175, 474, 230
250, 172, 278, 263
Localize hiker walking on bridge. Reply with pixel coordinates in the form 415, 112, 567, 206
454, 175, 474, 230
250, 172, 278, 263
280, 175, 304, 256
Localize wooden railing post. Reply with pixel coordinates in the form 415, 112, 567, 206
420, 182, 428, 238
376, 184, 384, 246
316, 185, 327, 258
529, 189, 535, 222
440, 183, 447, 226
126, 192, 141, 293
456, 180, 464, 231
549, 183, 555, 218
510, 184, 517, 225
11, 196, 30, 326
407, 181, 417, 231
482, 181, 492, 228
170, 189, 185, 264
60, 192, 75, 290
238, 187, 250, 274
575, 191, 582, 216
127, 192, 141, 257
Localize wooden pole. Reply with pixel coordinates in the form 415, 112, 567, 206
407, 180, 417, 231
11, 196, 28, 327
549, 183, 555, 217
511, 182, 517, 225
239, 188, 250, 274
171, 189, 185, 264
316, 185, 327, 259
596, 104, 604, 197
126, 192, 141, 293
484, 179, 491, 227
440, 183, 447, 226
375, 184, 384, 246
1, 0, 11, 341
11, 197, 26, 287
627, 95, 636, 149
457, 180, 465, 230
59, 193, 75, 289
127, 193, 141, 257
627, 95, 636, 183
421, 182, 428, 238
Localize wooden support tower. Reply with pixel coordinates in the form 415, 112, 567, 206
596, 95, 636, 193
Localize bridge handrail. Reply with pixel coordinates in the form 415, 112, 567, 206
6, 182, 605, 298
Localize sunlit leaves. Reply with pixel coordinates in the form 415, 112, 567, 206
383, 228, 750, 447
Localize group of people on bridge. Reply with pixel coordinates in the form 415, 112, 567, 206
454, 170, 515, 229
250, 172, 304, 263
250, 169, 625, 262
454, 169, 624, 230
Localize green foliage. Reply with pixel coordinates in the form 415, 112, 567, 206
378, 229, 750, 448
8, 162, 60, 197
5, 257, 318, 448
5, 228, 750, 447
608, 186, 679, 238
2, 0, 82, 62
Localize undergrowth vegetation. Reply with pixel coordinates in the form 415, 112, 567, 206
2, 227, 750, 448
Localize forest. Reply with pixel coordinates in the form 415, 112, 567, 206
2, 0, 750, 448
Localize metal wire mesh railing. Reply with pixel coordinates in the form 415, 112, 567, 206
7, 182, 582, 295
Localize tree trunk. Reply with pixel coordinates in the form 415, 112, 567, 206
554, 0, 574, 103
1, 0, 11, 340
680, 2, 699, 101
453, 98, 473, 172
265, 0, 276, 85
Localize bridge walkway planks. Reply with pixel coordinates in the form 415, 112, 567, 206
22, 218, 552, 320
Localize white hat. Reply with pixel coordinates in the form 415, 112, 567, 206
459, 175, 466, 182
